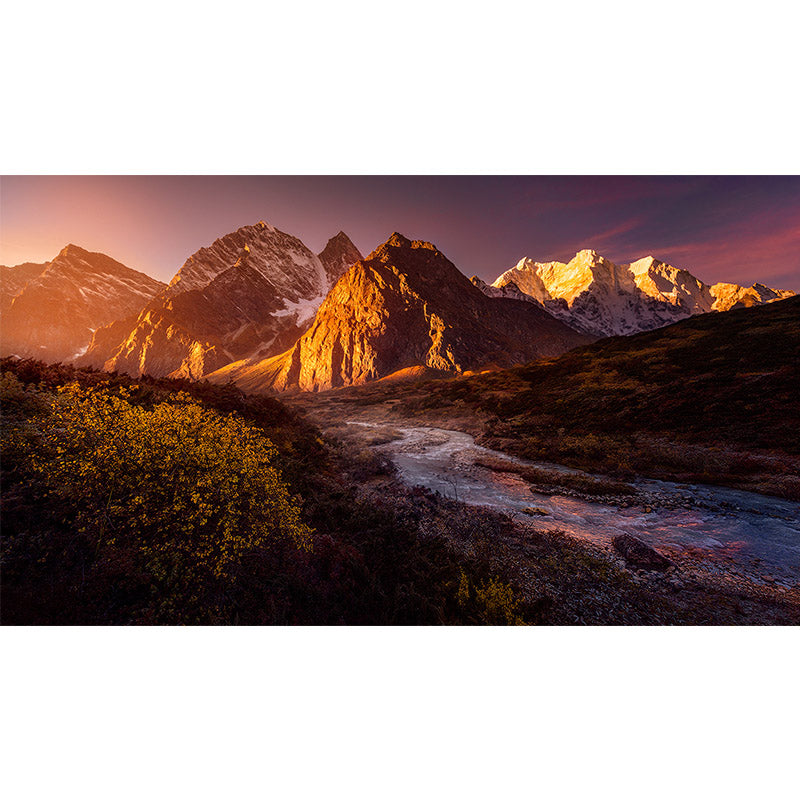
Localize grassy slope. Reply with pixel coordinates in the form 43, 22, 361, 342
387, 296, 800, 496
0, 359, 501, 624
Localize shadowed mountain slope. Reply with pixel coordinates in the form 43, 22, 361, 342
390, 294, 800, 495
77, 222, 362, 379
207, 233, 592, 392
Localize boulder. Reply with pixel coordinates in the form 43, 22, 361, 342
612, 534, 672, 571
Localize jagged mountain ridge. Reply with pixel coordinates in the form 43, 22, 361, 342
1, 261, 49, 310
470, 275, 535, 304
78, 222, 362, 379
207, 233, 592, 392
318, 231, 365, 283
8, 230, 793, 388
484, 249, 795, 337
1, 246, 166, 363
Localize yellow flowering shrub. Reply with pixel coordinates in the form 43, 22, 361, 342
456, 570, 470, 608
475, 577, 525, 625
20, 382, 311, 599
1, 364, 540, 625
456, 569, 526, 625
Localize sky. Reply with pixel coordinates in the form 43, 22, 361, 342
2, 175, 799, 291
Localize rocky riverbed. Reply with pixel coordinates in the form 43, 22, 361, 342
347, 422, 800, 594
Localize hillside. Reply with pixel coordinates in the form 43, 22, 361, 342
5, 357, 796, 625
337, 295, 800, 498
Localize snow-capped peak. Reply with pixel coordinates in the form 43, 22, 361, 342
628, 255, 661, 274
79, 222, 363, 382
167, 221, 328, 300
486, 250, 795, 337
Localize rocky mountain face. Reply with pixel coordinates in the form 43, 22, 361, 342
78, 222, 362, 379
707, 281, 794, 309
11, 228, 792, 393
470, 275, 538, 304
207, 233, 592, 392
485, 250, 796, 337
1, 246, 165, 363
318, 231, 364, 282
1, 262, 48, 311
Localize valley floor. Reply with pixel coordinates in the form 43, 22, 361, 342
288, 393, 800, 625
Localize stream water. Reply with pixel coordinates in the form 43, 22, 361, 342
350, 422, 800, 588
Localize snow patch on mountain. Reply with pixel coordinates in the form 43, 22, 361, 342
81, 223, 363, 380
487, 250, 795, 337
1, 246, 166, 363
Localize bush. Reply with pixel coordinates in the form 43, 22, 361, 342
3, 380, 311, 618
457, 570, 526, 625
1, 362, 551, 625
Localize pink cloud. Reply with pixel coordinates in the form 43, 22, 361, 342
644, 213, 800, 288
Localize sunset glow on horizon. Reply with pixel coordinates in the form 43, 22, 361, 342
2, 175, 799, 291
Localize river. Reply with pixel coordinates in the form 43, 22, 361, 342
349, 422, 800, 589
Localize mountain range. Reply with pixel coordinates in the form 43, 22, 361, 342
2, 222, 795, 391
75, 222, 362, 379
205, 233, 590, 392
479, 249, 795, 337
1, 246, 165, 363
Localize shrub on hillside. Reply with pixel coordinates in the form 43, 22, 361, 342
2, 379, 311, 619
